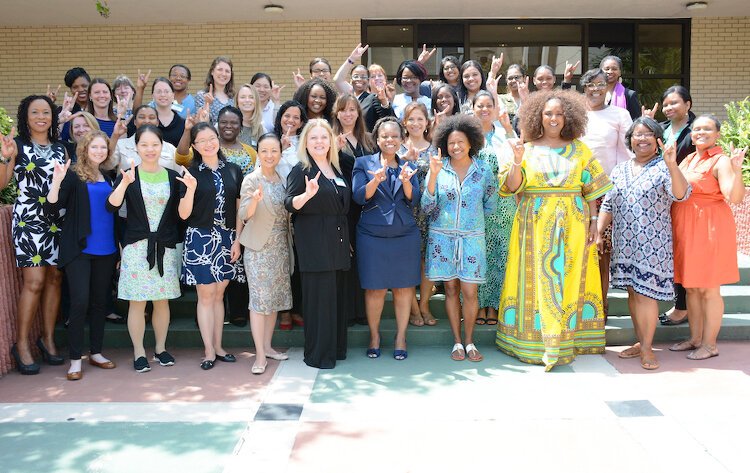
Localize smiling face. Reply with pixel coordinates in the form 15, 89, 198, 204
310, 61, 332, 81
662, 92, 691, 123
27, 99, 52, 135
601, 59, 621, 85
404, 108, 428, 138
135, 130, 163, 164
447, 130, 470, 161
253, 77, 271, 103
211, 61, 232, 88
691, 117, 720, 151
115, 83, 134, 104
541, 99, 565, 138
400, 68, 420, 95
281, 106, 302, 135
87, 136, 109, 165
236, 86, 256, 115
369, 67, 387, 90
169, 66, 190, 93
306, 125, 331, 159
336, 100, 359, 129
257, 137, 282, 170
462, 66, 482, 94
377, 122, 403, 157
505, 66, 524, 92
134, 107, 159, 128
71, 115, 92, 142
71, 76, 90, 105
583, 73, 607, 109
89, 83, 111, 110
152, 81, 174, 108
350, 66, 369, 95
472, 95, 495, 125
307, 85, 327, 117
629, 123, 658, 159
442, 60, 460, 85
435, 87, 456, 113
192, 128, 220, 157
218, 111, 242, 143
533, 69, 555, 91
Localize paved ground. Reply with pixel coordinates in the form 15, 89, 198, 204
1, 341, 749, 473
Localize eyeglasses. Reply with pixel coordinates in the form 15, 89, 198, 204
311, 69, 331, 74
507, 75, 523, 82
585, 82, 607, 90
443, 65, 458, 71
194, 136, 219, 146
401, 76, 417, 82
351, 75, 369, 80
632, 133, 655, 139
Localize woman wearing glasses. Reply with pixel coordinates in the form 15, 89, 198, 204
392, 60, 431, 120
497, 64, 529, 120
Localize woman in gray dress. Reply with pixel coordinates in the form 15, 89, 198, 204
239, 133, 293, 374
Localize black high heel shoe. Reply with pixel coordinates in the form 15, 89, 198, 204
10, 344, 40, 375
36, 338, 65, 365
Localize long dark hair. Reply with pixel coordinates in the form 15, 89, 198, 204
86, 78, 116, 121
16, 95, 59, 143
274, 100, 308, 138
457, 60, 486, 104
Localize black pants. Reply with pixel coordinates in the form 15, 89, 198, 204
675, 283, 687, 311
343, 255, 365, 323
290, 245, 302, 314
64, 252, 118, 360
301, 270, 348, 369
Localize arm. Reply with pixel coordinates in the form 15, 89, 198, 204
660, 141, 689, 201
482, 164, 499, 218
716, 146, 747, 204
231, 196, 242, 262
46, 160, 72, 206
352, 157, 380, 205
333, 43, 369, 95
132, 69, 151, 110
107, 163, 136, 209
596, 208, 613, 253
503, 139, 526, 193
0, 129, 19, 189
284, 166, 321, 211
176, 168, 197, 220
239, 174, 262, 220
562, 60, 579, 89
587, 199, 598, 244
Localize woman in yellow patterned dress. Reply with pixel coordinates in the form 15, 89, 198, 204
496, 90, 612, 371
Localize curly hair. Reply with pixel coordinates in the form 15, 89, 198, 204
431, 114, 485, 158
331, 94, 375, 154
292, 78, 336, 122
518, 89, 588, 141
273, 100, 308, 138
16, 95, 59, 143
75, 130, 113, 183
402, 102, 432, 141
624, 117, 664, 152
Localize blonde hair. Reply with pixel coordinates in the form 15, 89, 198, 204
68, 111, 101, 143
297, 119, 340, 173
235, 83, 265, 141
74, 130, 113, 183
368, 64, 386, 77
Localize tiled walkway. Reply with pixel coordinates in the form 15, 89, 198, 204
1, 343, 749, 473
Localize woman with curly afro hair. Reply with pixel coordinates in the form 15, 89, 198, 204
496, 89, 613, 371
292, 78, 337, 123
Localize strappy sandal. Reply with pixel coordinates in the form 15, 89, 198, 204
640, 353, 660, 370
618, 342, 641, 359
687, 345, 719, 360
451, 343, 465, 361
669, 340, 700, 352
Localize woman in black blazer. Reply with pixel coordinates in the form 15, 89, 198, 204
284, 119, 351, 369
47, 130, 119, 381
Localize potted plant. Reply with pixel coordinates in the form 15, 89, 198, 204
721, 97, 750, 255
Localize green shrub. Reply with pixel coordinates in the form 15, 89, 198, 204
0, 106, 17, 205
719, 97, 750, 186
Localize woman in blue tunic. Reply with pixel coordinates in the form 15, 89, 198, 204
353, 117, 421, 360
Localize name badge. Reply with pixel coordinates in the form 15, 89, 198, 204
333, 177, 347, 187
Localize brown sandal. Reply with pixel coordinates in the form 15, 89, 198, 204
687, 345, 719, 360
618, 342, 642, 359
640, 353, 660, 370
669, 340, 699, 352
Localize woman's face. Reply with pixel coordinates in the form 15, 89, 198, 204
662, 92, 691, 123
691, 117, 720, 150
71, 115, 92, 142
473, 95, 495, 124
115, 84, 134, 104
306, 125, 331, 159
400, 68, 420, 95
377, 122, 402, 157
236, 87, 256, 114
87, 136, 109, 165
257, 138, 282, 170
211, 61, 232, 88
71, 76, 90, 104
152, 81, 174, 108
505, 67, 524, 92
369, 68, 387, 91
192, 128, 220, 156
533, 69, 555, 91
447, 131, 471, 161
404, 109, 428, 138
307, 85, 327, 116
601, 59, 621, 85
541, 99, 565, 138
253, 77, 271, 103
310, 61, 332, 81
218, 112, 242, 143
134, 107, 159, 128
435, 88, 455, 114
336, 101, 359, 128
462, 66, 482, 93
136, 130, 163, 164
583, 74, 607, 109
629, 123, 659, 159
442, 61, 460, 85
27, 99, 52, 135
169, 67, 190, 93
350, 66, 369, 95
89, 83, 111, 109
281, 107, 302, 135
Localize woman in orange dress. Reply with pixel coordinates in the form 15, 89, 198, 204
670, 115, 746, 360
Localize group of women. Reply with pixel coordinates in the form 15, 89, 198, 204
0, 46, 744, 377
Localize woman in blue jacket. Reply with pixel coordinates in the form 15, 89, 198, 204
352, 117, 421, 360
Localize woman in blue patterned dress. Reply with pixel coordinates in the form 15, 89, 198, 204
597, 117, 690, 370
1, 95, 66, 374
194, 57, 235, 126
422, 114, 498, 362
471, 90, 518, 325
178, 123, 244, 370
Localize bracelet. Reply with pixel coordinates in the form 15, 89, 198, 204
347, 58, 355, 65
0, 156, 8, 165
510, 160, 522, 168
590, 215, 599, 221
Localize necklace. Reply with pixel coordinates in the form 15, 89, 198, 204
32, 142, 53, 161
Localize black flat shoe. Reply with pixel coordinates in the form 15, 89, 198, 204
228, 317, 247, 327
661, 315, 689, 326
36, 338, 64, 365
11, 344, 40, 375
200, 359, 215, 370
105, 313, 126, 324
215, 353, 236, 363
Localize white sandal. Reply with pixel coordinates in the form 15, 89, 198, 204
465, 343, 483, 362
451, 343, 465, 361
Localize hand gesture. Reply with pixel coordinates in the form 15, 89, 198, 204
120, 161, 137, 185
292, 68, 306, 88
399, 161, 417, 183
417, 44, 437, 64
563, 60, 580, 83
136, 68, 151, 90
46, 84, 61, 103
429, 149, 443, 175
498, 110, 513, 133
0, 127, 17, 159
485, 74, 498, 94
113, 113, 132, 137
196, 104, 210, 123
658, 139, 677, 168
176, 167, 197, 191
62, 91, 77, 112
490, 53, 504, 77
271, 82, 285, 103
433, 107, 449, 127
184, 110, 198, 131
203, 84, 215, 107
508, 138, 525, 164
250, 182, 264, 202
386, 78, 397, 101
281, 127, 294, 151
368, 158, 387, 183
729, 143, 747, 172
349, 43, 369, 61
52, 159, 70, 184
336, 132, 350, 150
375, 85, 389, 106
517, 76, 530, 100
303, 171, 321, 199
403, 144, 418, 162
641, 102, 659, 119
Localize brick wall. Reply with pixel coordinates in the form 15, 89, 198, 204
0, 19, 360, 115
689, 16, 750, 120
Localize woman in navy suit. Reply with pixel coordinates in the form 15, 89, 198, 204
352, 117, 421, 360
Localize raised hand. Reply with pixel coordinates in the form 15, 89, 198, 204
113, 112, 132, 137
490, 53, 504, 77
58, 92, 77, 124
46, 84, 61, 103
292, 68, 306, 88
386, 78, 397, 101
303, 171, 321, 199
196, 104, 210, 123
349, 43, 369, 61
251, 182, 264, 201
729, 143, 747, 171
417, 44, 437, 64
563, 60, 580, 83
498, 110, 513, 134
271, 82, 285, 103
508, 138, 525, 164
367, 158, 387, 183
0, 127, 18, 159
175, 167, 197, 191
641, 102, 659, 119
51, 159, 70, 184
517, 76, 530, 100
336, 132, 350, 150
658, 139, 677, 168
399, 161, 417, 182
203, 84, 215, 107
429, 148, 443, 175
120, 161, 137, 185
433, 107, 449, 127
281, 127, 294, 151
136, 68, 151, 90
375, 85, 389, 106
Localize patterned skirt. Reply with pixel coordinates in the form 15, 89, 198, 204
182, 224, 245, 285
